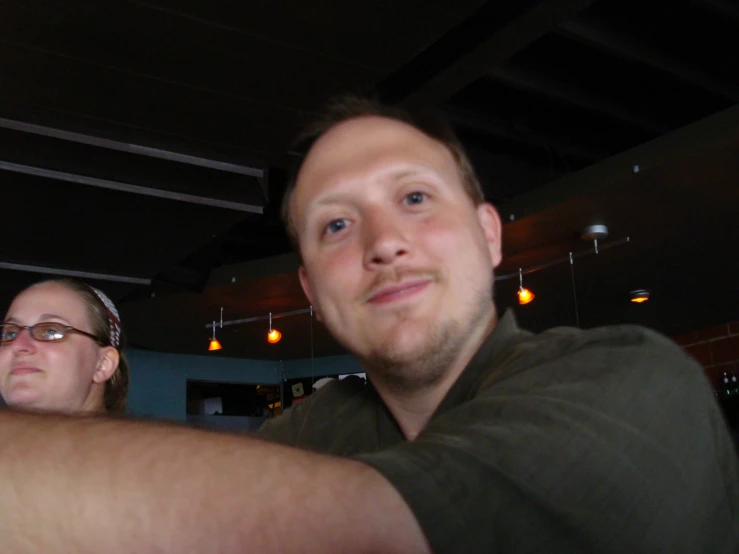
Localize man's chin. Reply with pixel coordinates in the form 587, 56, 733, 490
363, 330, 445, 371
374, 324, 433, 356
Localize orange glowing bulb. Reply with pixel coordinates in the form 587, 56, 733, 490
208, 339, 223, 351
630, 296, 648, 303
267, 328, 282, 344
517, 287, 535, 305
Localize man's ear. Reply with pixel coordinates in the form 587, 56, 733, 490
477, 203, 503, 268
298, 266, 322, 321
93, 346, 120, 384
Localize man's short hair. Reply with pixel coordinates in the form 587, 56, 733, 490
281, 94, 486, 258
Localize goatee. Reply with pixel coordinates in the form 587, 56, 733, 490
362, 289, 493, 393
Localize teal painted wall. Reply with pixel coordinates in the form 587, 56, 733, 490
126, 348, 362, 421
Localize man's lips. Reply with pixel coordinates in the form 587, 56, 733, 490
365, 279, 432, 304
10, 366, 42, 376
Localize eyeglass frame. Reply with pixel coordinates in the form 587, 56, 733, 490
0, 322, 106, 346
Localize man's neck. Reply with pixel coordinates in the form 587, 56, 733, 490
370, 310, 498, 440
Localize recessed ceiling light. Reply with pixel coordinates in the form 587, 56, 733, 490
630, 289, 650, 303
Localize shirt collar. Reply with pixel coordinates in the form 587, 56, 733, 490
431, 309, 530, 420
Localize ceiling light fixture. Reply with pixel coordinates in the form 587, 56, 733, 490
517, 268, 535, 305
208, 324, 222, 351
208, 307, 224, 351
630, 289, 650, 303
267, 312, 282, 344
581, 224, 609, 254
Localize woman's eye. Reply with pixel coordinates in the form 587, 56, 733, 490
404, 191, 426, 205
325, 219, 348, 235
37, 324, 65, 340
42, 328, 60, 339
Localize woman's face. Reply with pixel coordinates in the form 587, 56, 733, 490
0, 282, 113, 413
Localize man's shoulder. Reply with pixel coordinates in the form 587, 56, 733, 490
534, 321, 678, 352
522, 321, 689, 368
306, 375, 371, 409
478, 321, 702, 394
259, 376, 375, 447
320, 374, 369, 396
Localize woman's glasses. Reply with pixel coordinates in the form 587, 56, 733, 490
0, 322, 104, 345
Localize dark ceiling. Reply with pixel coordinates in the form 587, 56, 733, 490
1, 0, 737, 360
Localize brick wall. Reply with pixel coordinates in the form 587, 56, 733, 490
673, 321, 739, 388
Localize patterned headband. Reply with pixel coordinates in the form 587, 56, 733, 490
88, 286, 122, 350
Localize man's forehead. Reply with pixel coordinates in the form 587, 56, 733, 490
297, 116, 450, 186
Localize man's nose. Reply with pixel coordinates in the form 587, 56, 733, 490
362, 210, 411, 268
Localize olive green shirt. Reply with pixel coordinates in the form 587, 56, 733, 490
260, 311, 739, 553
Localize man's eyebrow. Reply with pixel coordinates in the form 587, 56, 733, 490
308, 167, 439, 210
386, 167, 437, 182
312, 192, 356, 208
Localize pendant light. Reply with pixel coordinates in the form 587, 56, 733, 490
208, 308, 223, 351
267, 312, 282, 344
517, 268, 535, 305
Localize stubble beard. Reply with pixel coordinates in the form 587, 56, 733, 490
361, 285, 494, 394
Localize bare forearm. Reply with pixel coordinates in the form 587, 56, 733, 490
0, 410, 428, 554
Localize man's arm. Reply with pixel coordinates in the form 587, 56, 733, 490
0, 410, 429, 554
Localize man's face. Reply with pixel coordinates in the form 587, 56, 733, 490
293, 116, 502, 386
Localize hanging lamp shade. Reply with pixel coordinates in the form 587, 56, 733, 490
517, 268, 535, 305
208, 338, 223, 351
267, 328, 282, 343
208, 313, 223, 351
517, 287, 535, 305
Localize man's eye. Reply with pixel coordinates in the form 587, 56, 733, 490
325, 219, 348, 234
404, 192, 426, 205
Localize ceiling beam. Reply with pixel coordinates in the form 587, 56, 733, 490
558, 18, 739, 102
0, 261, 151, 285
443, 106, 608, 162
496, 102, 739, 222
698, 0, 739, 22
389, 0, 596, 105
0, 160, 264, 213
0, 98, 273, 174
487, 64, 671, 135
0, 117, 265, 178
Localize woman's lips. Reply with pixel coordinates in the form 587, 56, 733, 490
10, 366, 42, 376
